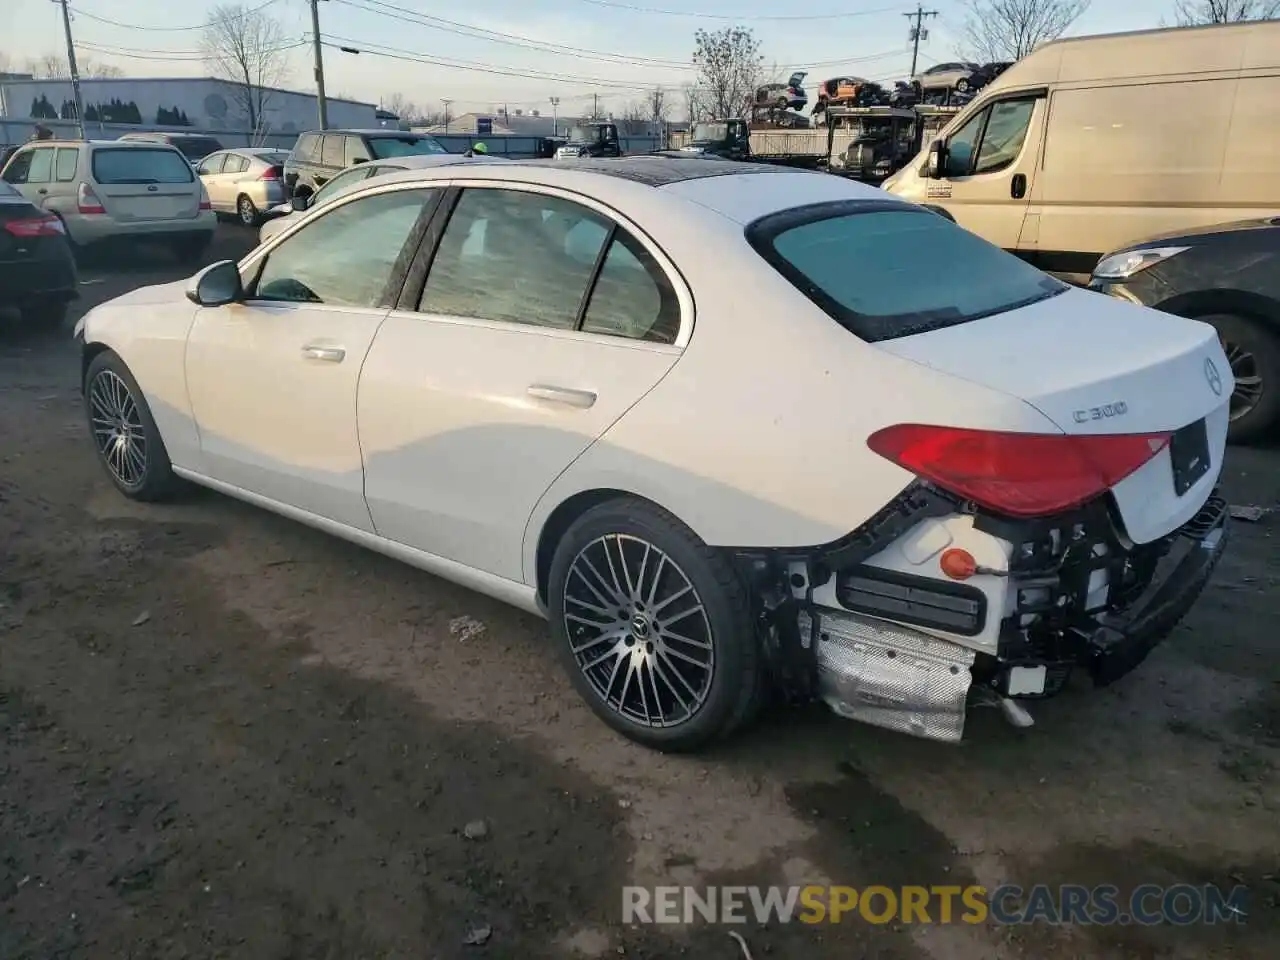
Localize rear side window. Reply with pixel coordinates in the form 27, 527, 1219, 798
26, 148, 55, 184
55, 147, 79, 182
321, 135, 346, 167
224, 155, 249, 175
92, 148, 195, 185
172, 137, 222, 160
749, 202, 1066, 341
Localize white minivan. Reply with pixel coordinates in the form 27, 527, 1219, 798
883, 20, 1280, 276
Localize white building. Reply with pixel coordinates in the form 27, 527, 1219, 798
0, 76, 376, 140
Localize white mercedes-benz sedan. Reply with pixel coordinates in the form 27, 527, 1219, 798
75, 157, 1231, 751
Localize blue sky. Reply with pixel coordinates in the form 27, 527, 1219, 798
3, 0, 1177, 115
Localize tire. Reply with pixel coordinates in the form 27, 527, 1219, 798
22, 298, 69, 329
237, 194, 261, 227
83, 350, 177, 501
547, 498, 763, 751
1200, 313, 1280, 444
956, 78, 970, 93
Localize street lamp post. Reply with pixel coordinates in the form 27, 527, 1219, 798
549, 96, 560, 137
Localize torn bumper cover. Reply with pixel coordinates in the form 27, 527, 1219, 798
1083, 499, 1228, 686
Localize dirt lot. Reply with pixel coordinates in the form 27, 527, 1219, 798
1, 225, 1278, 959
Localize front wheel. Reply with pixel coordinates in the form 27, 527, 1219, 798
84, 350, 177, 501
547, 499, 762, 751
956, 78, 970, 93
1201, 313, 1280, 444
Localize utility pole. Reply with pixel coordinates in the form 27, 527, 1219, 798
54, 0, 86, 138
441, 98, 452, 133
904, 4, 938, 78
592, 92, 599, 119
309, 0, 329, 129
549, 96, 560, 137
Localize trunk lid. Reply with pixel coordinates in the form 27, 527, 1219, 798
878, 287, 1232, 542
90, 147, 201, 222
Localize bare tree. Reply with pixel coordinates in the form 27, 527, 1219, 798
682, 83, 707, 123
618, 101, 649, 135
202, 4, 290, 133
25, 53, 124, 79
962, 0, 1090, 62
383, 92, 418, 121
1173, 0, 1280, 21
691, 26, 763, 119
645, 87, 667, 125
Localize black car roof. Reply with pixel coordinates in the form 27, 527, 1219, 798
513, 156, 784, 186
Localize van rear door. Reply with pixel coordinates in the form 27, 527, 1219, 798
90, 147, 200, 222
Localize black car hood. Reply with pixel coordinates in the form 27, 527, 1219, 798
1121, 217, 1280, 251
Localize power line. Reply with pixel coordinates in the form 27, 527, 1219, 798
567, 0, 902, 20
66, 0, 284, 33
76, 40, 307, 62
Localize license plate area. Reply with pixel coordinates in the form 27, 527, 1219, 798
1169, 418, 1210, 496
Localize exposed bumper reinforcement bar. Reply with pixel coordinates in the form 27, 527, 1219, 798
1084, 499, 1228, 687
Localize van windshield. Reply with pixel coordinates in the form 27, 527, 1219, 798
751, 203, 1066, 341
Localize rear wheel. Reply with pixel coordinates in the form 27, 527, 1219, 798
547, 498, 762, 752
1201, 313, 1280, 444
956, 77, 971, 93
237, 194, 261, 226
84, 350, 177, 501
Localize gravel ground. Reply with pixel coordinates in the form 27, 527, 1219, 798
1, 224, 1277, 959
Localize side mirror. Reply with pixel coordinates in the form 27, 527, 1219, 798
926, 140, 946, 179
290, 194, 310, 212
186, 259, 244, 307
352, 156, 368, 165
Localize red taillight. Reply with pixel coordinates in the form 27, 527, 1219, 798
198, 185, 212, 211
77, 182, 106, 215
866, 424, 1173, 518
3, 214, 65, 238
259, 165, 283, 181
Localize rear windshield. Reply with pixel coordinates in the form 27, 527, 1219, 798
257, 151, 289, 166
752, 203, 1066, 341
366, 135, 447, 159
92, 148, 195, 185
170, 137, 224, 160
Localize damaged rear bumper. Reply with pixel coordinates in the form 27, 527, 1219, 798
794, 491, 1228, 744
1083, 497, 1227, 685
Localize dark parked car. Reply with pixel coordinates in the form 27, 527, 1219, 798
283, 130, 449, 198
117, 132, 225, 165
1090, 217, 1280, 443
0, 179, 77, 327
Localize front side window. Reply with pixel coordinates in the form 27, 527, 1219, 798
293, 134, 320, 163
943, 109, 985, 176
366, 135, 448, 159
419, 188, 680, 343
55, 147, 79, 182
752, 203, 1066, 342
92, 148, 194, 184
345, 137, 372, 165
26, 148, 55, 184
973, 99, 1035, 174
251, 188, 434, 308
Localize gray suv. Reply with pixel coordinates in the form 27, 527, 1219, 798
283, 129, 449, 199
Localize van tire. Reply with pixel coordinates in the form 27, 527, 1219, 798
1201, 313, 1280, 444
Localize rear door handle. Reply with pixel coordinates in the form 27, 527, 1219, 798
527, 384, 597, 409
302, 344, 345, 362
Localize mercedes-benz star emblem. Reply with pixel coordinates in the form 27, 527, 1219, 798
1204, 357, 1223, 397
630, 614, 650, 639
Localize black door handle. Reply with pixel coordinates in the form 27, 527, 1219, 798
37, 188, 48, 195
1011, 173, 1027, 200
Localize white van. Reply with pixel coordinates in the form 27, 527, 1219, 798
883, 20, 1280, 275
